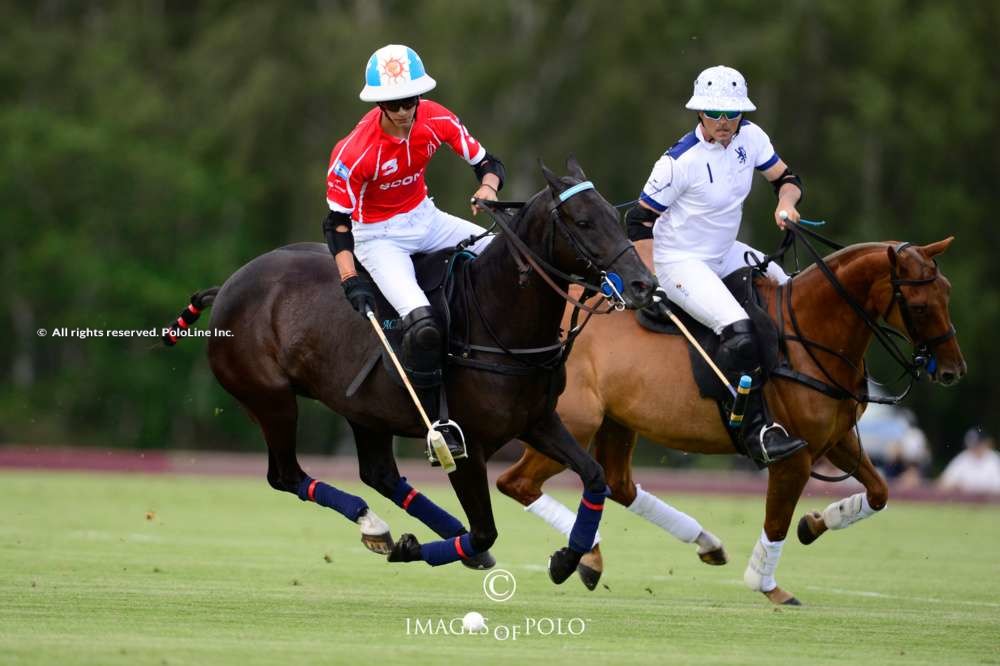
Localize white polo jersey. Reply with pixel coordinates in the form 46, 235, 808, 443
641, 120, 779, 265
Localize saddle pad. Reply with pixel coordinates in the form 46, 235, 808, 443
635, 267, 780, 402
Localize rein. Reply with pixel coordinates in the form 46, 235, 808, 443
476, 185, 634, 315
447, 181, 632, 376
760, 222, 951, 406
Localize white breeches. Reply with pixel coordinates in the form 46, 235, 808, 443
654, 241, 789, 334
352, 197, 494, 318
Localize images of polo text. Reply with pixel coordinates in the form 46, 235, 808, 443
405, 616, 589, 640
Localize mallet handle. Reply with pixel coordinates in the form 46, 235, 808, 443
366, 310, 435, 431
662, 307, 738, 399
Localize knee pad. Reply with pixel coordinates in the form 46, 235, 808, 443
402, 307, 443, 386
718, 319, 759, 376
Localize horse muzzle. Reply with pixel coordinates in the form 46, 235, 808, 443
933, 361, 966, 387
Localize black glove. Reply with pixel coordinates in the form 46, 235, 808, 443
342, 275, 376, 315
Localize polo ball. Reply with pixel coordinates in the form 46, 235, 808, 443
462, 611, 485, 633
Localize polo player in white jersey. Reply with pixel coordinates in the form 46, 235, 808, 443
627, 65, 807, 466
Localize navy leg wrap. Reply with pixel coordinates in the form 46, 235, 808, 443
568, 487, 609, 553
297, 477, 367, 522
391, 477, 465, 538
420, 533, 478, 567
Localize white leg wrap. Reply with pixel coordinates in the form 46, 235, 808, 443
627, 484, 702, 543
525, 493, 601, 547
743, 530, 785, 593
357, 509, 390, 536
821, 492, 880, 530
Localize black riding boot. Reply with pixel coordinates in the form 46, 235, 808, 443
401, 307, 467, 465
719, 320, 806, 467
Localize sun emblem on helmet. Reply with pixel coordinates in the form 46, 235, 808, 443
381, 57, 407, 83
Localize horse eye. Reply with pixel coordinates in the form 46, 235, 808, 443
575, 218, 592, 228
912, 304, 928, 316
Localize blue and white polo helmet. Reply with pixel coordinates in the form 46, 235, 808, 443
359, 44, 437, 102
685, 65, 757, 113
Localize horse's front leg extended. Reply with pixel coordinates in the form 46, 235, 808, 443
744, 448, 811, 606
388, 444, 497, 568
797, 429, 887, 545
520, 413, 608, 585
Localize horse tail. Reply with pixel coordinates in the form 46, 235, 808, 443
161, 287, 221, 347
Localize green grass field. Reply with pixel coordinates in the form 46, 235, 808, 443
2, 470, 998, 665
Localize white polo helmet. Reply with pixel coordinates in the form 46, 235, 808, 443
359, 44, 437, 102
685, 65, 756, 113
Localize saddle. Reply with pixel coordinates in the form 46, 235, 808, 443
345, 249, 474, 397
635, 267, 781, 405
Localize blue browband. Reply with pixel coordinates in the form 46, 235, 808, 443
557, 180, 595, 203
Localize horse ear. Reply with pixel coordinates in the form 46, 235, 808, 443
921, 236, 954, 258
539, 159, 561, 192
886, 245, 898, 266
566, 154, 586, 180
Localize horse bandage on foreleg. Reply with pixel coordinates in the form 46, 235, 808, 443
568, 488, 609, 554
627, 484, 702, 543
525, 494, 601, 547
821, 492, 879, 530
743, 530, 785, 592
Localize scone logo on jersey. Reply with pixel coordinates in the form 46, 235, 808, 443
380, 164, 424, 190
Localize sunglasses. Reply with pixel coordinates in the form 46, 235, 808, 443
701, 110, 742, 121
380, 96, 419, 112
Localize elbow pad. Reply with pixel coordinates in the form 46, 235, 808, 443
323, 210, 354, 255
624, 205, 658, 242
772, 168, 803, 201
472, 152, 506, 191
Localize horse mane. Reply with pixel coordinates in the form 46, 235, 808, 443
790, 241, 891, 281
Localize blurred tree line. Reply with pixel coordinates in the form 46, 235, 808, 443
2, 0, 997, 468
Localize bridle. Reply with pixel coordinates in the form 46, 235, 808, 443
886, 241, 957, 376
477, 180, 638, 314
447, 178, 642, 375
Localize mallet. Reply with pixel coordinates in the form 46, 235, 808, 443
365, 309, 457, 473
652, 294, 737, 399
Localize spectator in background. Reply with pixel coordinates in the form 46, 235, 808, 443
938, 428, 1000, 494
857, 404, 931, 485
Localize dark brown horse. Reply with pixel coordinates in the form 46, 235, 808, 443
498, 236, 965, 602
164, 159, 656, 582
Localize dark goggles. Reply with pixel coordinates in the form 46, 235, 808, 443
379, 96, 419, 112
701, 109, 742, 121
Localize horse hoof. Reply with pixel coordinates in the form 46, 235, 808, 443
698, 546, 729, 566
576, 548, 603, 590
576, 563, 601, 591
797, 511, 826, 546
461, 549, 496, 570
387, 533, 422, 563
763, 587, 802, 606
361, 531, 394, 555
548, 547, 582, 585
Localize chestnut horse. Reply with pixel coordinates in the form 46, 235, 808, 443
498, 236, 965, 603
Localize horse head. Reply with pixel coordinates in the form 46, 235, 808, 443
536, 156, 656, 309
884, 238, 966, 386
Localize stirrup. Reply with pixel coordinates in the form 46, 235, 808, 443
755, 423, 806, 466
426, 419, 468, 466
